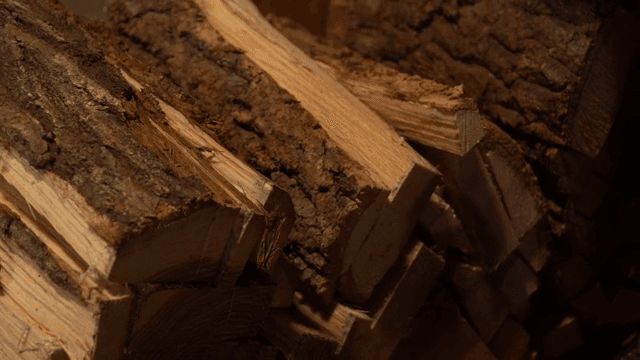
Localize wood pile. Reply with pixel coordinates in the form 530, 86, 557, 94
0, 0, 638, 359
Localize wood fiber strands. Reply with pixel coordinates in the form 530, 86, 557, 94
106, 0, 440, 303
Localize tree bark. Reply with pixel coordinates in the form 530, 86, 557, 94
326, 0, 639, 158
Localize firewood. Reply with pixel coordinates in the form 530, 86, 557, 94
516, 221, 552, 273
487, 318, 531, 360
478, 122, 545, 240
338, 235, 445, 359
325, 0, 640, 158
449, 262, 510, 343
549, 253, 595, 303
492, 253, 539, 322
420, 145, 519, 268
267, 15, 484, 156
570, 282, 612, 325
419, 193, 474, 254
125, 284, 275, 358
596, 288, 640, 328
541, 316, 585, 358
115, 70, 296, 286
0, 206, 132, 360
565, 207, 620, 266
291, 291, 371, 355
0, 0, 295, 287
571, 284, 640, 329
105, 0, 440, 304
261, 308, 341, 360
390, 286, 498, 360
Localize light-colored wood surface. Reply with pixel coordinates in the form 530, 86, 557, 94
269, 15, 483, 156
117, 70, 296, 285
314, 60, 483, 155
0, 0, 293, 288
0, 206, 132, 360
195, 0, 440, 303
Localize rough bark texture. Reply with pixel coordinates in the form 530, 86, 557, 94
268, 14, 483, 156
326, 0, 638, 157
0, 0, 228, 238
88, 0, 382, 301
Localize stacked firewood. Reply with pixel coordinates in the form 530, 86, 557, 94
0, 0, 638, 359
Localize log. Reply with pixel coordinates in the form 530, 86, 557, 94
105, 0, 440, 304
267, 15, 484, 156
541, 316, 585, 358
0, 205, 133, 360
390, 285, 498, 360
492, 253, 539, 322
516, 221, 552, 273
0, 0, 294, 287
261, 308, 341, 360
449, 262, 509, 343
326, 0, 640, 157
114, 68, 296, 286
487, 318, 531, 360
416, 119, 547, 268
124, 284, 275, 358
419, 144, 519, 268
338, 235, 445, 359
419, 192, 474, 255
477, 122, 546, 241
549, 253, 595, 303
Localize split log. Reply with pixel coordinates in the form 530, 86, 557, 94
261, 308, 341, 360
267, 15, 483, 156
124, 284, 275, 358
571, 284, 640, 329
492, 253, 539, 322
0, 0, 295, 287
416, 119, 547, 268
338, 235, 445, 359
419, 144, 519, 268
516, 221, 552, 273
477, 122, 546, 241
419, 192, 474, 255
105, 0, 440, 304
487, 318, 531, 360
541, 316, 585, 358
549, 253, 595, 303
390, 285, 498, 360
326, 0, 640, 158
449, 262, 509, 343
0, 206, 133, 360
114, 68, 296, 286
